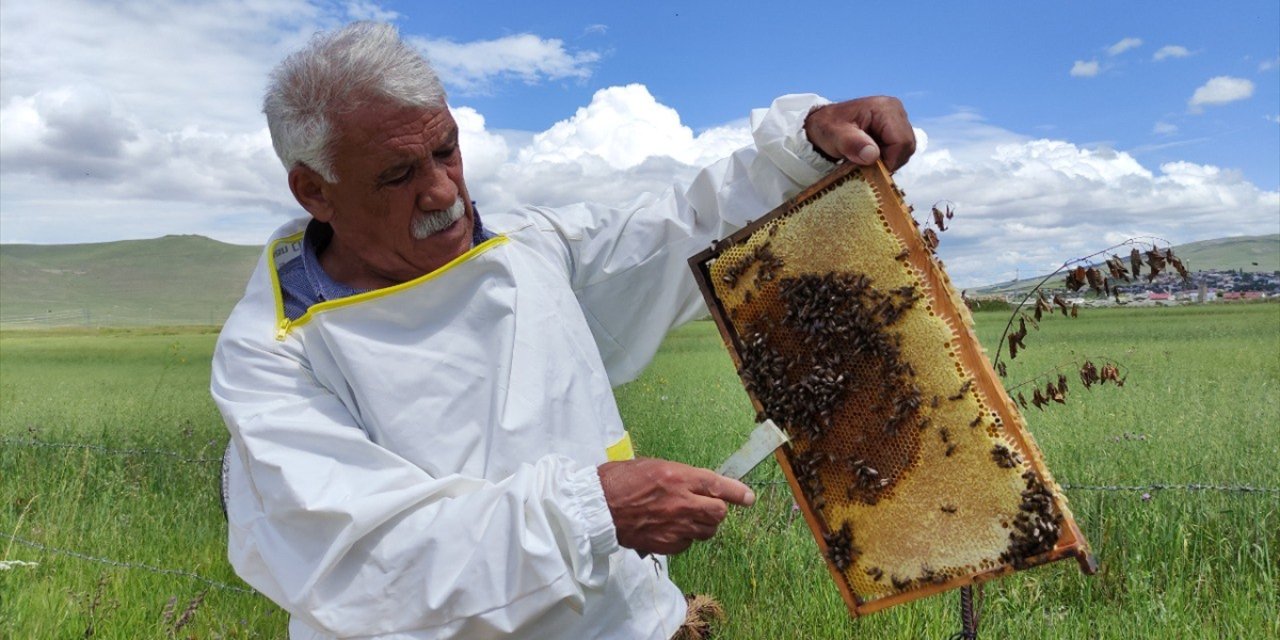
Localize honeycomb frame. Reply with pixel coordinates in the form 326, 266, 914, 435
688, 161, 1096, 617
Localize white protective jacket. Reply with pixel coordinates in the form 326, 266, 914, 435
212, 94, 835, 639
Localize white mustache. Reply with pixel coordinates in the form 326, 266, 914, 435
411, 197, 466, 239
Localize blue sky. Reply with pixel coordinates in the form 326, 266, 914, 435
404, 0, 1280, 188
1, 0, 1277, 286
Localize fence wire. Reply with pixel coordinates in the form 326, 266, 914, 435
3, 434, 1274, 602
6, 437, 1276, 493
0, 532, 257, 595
1, 437, 223, 464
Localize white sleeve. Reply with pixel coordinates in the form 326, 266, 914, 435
211, 312, 618, 637
522, 94, 835, 385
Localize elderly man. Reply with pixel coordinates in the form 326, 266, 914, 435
213, 21, 914, 640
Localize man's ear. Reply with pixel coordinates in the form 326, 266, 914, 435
288, 165, 336, 223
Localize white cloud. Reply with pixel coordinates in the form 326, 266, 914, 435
343, 1, 398, 22
1070, 60, 1100, 77
1188, 76, 1255, 112
412, 34, 601, 94
0, 1, 608, 244
0, 0, 320, 131
517, 84, 746, 170
1153, 45, 1190, 61
453, 106, 511, 181
1260, 56, 1280, 72
1152, 121, 1178, 135
583, 24, 608, 36
464, 84, 751, 214
466, 97, 1277, 287
1107, 37, 1143, 56
891, 114, 1278, 286
0, 0, 320, 242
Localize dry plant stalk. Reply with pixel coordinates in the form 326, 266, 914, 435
689, 161, 1094, 618
74, 574, 118, 638
172, 590, 206, 634
672, 594, 726, 640
994, 238, 1187, 368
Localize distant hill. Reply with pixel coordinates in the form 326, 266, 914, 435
0, 235, 262, 327
2, 233, 1276, 328
1173, 234, 1279, 272
973, 234, 1279, 296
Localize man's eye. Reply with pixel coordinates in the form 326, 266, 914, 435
433, 146, 457, 160
385, 168, 413, 185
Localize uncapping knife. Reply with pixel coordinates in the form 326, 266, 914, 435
715, 419, 790, 481
635, 419, 789, 559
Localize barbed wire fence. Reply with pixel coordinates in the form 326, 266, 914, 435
3, 434, 1277, 606
0, 306, 231, 328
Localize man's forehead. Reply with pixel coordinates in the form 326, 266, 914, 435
336, 102, 456, 153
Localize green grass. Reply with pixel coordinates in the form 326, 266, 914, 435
2, 304, 1277, 638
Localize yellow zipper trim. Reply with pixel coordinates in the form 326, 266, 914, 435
272, 234, 510, 341
606, 432, 635, 461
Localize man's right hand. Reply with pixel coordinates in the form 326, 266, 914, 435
597, 458, 756, 555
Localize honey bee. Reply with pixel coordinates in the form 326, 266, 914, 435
991, 444, 1023, 469
941, 504, 958, 514
949, 379, 972, 401
945, 444, 958, 457
891, 574, 912, 590
823, 523, 856, 572
865, 566, 884, 582
919, 565, 946, 585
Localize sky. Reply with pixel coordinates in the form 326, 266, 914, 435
1, 0, 1277, 287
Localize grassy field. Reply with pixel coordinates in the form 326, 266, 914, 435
1, 304, 1277, 638
0, 236, 260, 327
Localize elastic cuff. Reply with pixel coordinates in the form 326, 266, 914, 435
751, 93, 836, 189
791, 102, 840, 169
569, 464, 620, 557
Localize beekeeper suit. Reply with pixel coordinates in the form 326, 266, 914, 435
213, 21, 914, 640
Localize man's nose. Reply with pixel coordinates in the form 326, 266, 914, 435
416, 166, 458, 211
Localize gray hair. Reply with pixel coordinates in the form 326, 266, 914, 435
263, 22, 447, 182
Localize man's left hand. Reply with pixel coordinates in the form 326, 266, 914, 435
805, 96, 916, 173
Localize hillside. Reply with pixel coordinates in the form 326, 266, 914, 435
2, 233, 1275, 327
1173, 234, 1280, 272
0, 235, 262, 327
973, 234, 1279, 296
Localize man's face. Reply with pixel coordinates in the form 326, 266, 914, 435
306, 101, 475, 288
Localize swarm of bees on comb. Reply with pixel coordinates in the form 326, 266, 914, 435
689, 162, 1096, 617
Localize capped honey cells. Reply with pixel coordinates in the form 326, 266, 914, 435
689, 162, 1095, 617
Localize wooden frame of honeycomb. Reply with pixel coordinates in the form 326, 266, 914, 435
689, 161, 1096, 617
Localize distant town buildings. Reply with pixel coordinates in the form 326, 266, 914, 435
987, 268, 1279, 308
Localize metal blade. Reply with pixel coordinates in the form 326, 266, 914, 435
715, 419, 790, 480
